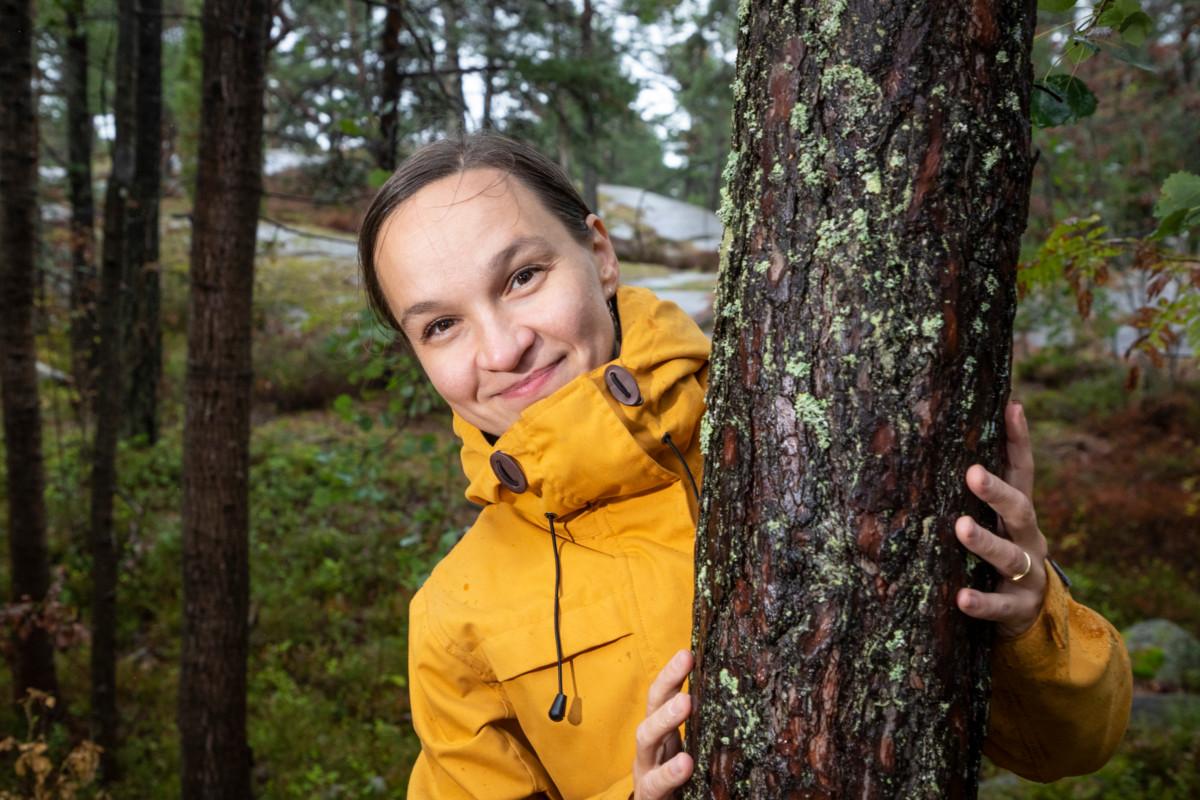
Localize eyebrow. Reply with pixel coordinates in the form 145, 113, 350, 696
398, 235, 556, 332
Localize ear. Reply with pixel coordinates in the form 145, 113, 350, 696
585, 213, 621, 299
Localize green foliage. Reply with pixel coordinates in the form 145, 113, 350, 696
1038, 0, 1077, 12
1032, 75, 1099, 128
981, 701, 1200, 797
1152, 171, 1200, 239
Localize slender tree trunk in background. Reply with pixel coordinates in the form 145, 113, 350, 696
64, 0, 99, 410
686, 0, 1036, 796
377, 0, 403, 171
579, 0, 598, 212
0, 0, 61, 706
125, 0, 163, 444
481, 0, 497, 130
441, 0, 466, 134
178, 0, 267, 794
90, 0, 138, 779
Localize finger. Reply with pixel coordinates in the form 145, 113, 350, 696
638, 753, 694, 800
646, 649, 693, 715
956, 587, 1039, 629
634, 692, 692, 778
955, 516, 1034, 580
965, 465, 1040, 546
1003, 401, 1035, 500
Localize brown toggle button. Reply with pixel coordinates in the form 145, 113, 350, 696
604, 365, 642, 406
489, 451, 528, 493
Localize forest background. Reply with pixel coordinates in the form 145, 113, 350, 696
1, 0, 1198, 797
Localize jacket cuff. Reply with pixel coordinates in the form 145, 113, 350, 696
993, 557, 1070, 675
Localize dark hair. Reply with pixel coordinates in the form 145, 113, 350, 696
357, 132, 593, 335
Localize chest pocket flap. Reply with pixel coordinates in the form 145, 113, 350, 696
482, 593, 633, 682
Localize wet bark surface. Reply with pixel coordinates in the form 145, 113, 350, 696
685, 1, 1036, 797
178, 0, 268, 796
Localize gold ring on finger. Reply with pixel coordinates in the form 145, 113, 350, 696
1009, 549, 1032, 582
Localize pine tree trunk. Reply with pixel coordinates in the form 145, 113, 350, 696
178, 0, 267, 795
125, 0, 163, 444
64, 0, 98, 409
481, 0, 497, 130
377, 0, 403, 171
441, 0, 466, 134
685, 1, 1036, 797
579, 0, 598, 212
90, 0, 139, 778
0, 0, 61, 705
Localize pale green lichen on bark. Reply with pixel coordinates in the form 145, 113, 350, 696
794, 392, 831, 450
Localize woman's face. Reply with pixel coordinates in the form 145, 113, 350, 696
374, 167, 620, 436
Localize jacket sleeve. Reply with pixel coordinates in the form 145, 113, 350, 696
407, 590, 637, 800
983, 558, 1133, 783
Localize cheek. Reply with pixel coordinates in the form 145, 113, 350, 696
419, 349, 476, 407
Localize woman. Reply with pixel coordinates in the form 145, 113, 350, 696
357, 132, 1132, 799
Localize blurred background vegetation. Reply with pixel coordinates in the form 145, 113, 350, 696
1, 0, 1198, 797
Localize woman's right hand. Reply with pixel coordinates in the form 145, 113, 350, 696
633, 649, 695, 799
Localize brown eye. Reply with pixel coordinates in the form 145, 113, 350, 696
510, 266, 544, 290
422, 317, 456, 341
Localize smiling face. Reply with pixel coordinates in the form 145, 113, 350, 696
373, 168, 620, 436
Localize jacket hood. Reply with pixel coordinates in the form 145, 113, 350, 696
451, 284, 711, 521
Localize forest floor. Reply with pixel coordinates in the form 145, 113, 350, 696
1, 208, 1197, 798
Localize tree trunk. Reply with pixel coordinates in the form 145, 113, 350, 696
0, 0, 61, 706
441, 0, 466, 134
124, 0, 163, 444
579, 0, 598, 212
685, 1, 1036, 797
377, 0, 403, 171
481, 0, 497, 130
90, 0, 138, 779
178, 0, 267, 795
64, 0, 98, 410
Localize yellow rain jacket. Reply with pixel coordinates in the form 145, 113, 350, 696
406, 285, 1132, 798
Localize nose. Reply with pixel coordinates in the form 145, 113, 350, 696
475, 309, 535, 374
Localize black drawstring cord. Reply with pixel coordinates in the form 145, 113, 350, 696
662, 433, 701, 506
545, 512, 568, 722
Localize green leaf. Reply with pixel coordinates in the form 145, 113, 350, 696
1153, 172, 1200, 219
338, 118, 363, 136
1096, 0, 1141, 28
1031, 74, 1098, 127
1119, 10, 1153, 45
1064, 36, 1099, 65
1093, 39, 1157, 71
1150, 171, 1200, 238
1038, 0, 1076, 11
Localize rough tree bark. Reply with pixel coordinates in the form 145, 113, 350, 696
64, 0, 99, 408
90, 0, 137, 777
178, 0, 267, 795
1, 0, 61, 704
685, 1, 1036, 797
124, 0, 163, 444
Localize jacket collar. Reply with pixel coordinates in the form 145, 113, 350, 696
452, 285, 711, 521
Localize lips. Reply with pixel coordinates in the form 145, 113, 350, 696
496, 357, 564, 399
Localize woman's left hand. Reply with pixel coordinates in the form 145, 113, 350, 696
955, 400, 1049, 640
